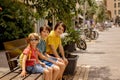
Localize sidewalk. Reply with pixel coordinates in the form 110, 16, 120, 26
73, 27, 120, 80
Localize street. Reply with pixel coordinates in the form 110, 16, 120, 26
74, 27, 120, 79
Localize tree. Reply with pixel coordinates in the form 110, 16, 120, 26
86, 0, 98, 19
96, 2, 106, 23
0, 0, 35, 50
78, 0, 97, 19
24, 0, 76, 29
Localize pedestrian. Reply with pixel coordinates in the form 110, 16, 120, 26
46, 21, 68, 80
37, 25, 60, 80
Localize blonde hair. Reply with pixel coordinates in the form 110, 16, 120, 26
26, 33, 40, 43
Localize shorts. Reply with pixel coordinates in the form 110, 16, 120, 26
49, 54, 59, 61
41, 57, 58, 67
26, 63, 47, 74
49, 57, 57, 61
41, 60, 53, 67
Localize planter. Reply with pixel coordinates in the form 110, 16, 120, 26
63, 42, 76, 52
64, 54, 79, 75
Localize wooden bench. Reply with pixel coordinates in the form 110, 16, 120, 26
0, 38, 43, 80
3, 38, 27, 70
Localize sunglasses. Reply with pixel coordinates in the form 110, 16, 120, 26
29, 38, 38, 41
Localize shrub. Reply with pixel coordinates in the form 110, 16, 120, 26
0, 0, 35, 50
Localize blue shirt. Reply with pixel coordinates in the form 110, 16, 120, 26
37, 39, 46, 55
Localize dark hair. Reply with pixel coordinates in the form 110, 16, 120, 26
54, 21, 66, 32
39, 25, 51, 33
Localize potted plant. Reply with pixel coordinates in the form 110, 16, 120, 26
62, 27, 80, 52
61, 27, 80, 75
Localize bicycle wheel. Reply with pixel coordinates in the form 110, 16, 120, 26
76, 39, 87, 50
91, 31, 99, 40
90, 31, 95, 40
84, 29, 92, 40
94, 31, 99, 40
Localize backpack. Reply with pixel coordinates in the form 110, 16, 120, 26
19, 50, 32, 67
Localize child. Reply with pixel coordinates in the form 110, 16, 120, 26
37, 26, 60, 80
46, 22, 68, 80
20, 33, 53, 80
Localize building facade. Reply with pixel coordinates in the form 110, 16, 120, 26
106, 0, 120, 21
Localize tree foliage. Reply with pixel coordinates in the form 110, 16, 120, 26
96, 2, 106, 22
24, 0, 76, 29
78, 0, 97, 19
0, 0, 35, 50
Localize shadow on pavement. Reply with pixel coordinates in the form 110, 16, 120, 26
88, 66, 120, 80
73, 50, 106, 54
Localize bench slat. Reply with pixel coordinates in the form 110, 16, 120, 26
0, 67, 20, 79
24, 74, 42, 80
13, 68, 21, 73
0, 66, 43, 80
0, 73, 20, 80
11, 74, 30, 80
36, 75, 43, 80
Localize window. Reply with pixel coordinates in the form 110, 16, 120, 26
118, 3, 120, 7
114, 10, 116, 15
118, 10, 120, 14
114, 3, 116, 8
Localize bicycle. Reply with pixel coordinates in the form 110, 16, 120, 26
83, 28, 99, 40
